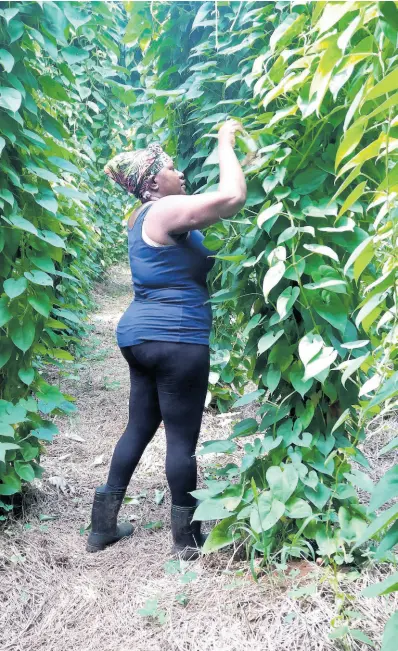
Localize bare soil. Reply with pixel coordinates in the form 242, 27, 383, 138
0, 264, 396, 651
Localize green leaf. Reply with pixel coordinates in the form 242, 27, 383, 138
312, 294, 348, 333
3, 277, 27, 299
299, 332, 324, 366
37, 230, 65, 248
270, 12, 307, 52
338, 182, 367, 217
258, 202, 283, 228
262, 261, 285, 302
381, 612, 398, 651
18, 367, 35, 386
24, 270, 53, 287
285, 497, 312, 518
355, 292, 386, 329
258, 329, 284, 355
349, 630, 375, 647
202, 515, 239, 553
30, 255, 56, 274
336, 123, 366, 169
63, 3, 91, 28
230, 418, 258, 439
369, 466, 398, 512
0, 48, 14, 73
0, 339, 12, 368
316, 524, 338, 556
293, 168, 327, 194
266, 465, 298, 503
27, 164, 59, 183
304, 483, 331, 510
0, 443, 20, 463
14, 461, 35, 482
61, 46, 89, 65
48, 156, 79, 174
289, 362, 313, 398
31, 423, 58, 442
193, 499, 232, 521
197, 440, 237, 456
264, 365, 281, 394
366, 68, 398, 102
9, 214, 38, 236
340, 354, 369, 388
53, 185, 90, 201
304, 347, 338, 382
354, 502, 398, 548
53, 308, 80, 324
250, 495, 285, 533
378, 521, 398, 556
9, 319, 35, 352
28, 291, 51, 318
0, 297, 12, 328
276, 286, 300, 320
232, 389, 264, 408
143, 520, 163, 530
0, 86, 22, 112
39, 75, 70, 102
303, 279, 347, 291
344, 237, 374, 280
379, 438, 398, 456
317, 2, 356, 34
361, 571, 398, 598
36, 194, 58, 215
289, 583, 317, 599
368, 371, 398, 408
303, 244, 339, 262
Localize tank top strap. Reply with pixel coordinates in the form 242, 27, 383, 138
129, 202, 188, 245
128, 203, 153, 240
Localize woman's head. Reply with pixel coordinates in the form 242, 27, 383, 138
104, 143, 186, 202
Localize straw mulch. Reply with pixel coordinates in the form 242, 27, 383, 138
1, 264, 396, 651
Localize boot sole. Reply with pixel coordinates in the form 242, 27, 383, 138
171, 544, 201, 561
86, 525, 134, 553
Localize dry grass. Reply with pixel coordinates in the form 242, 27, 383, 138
0, 264, 396, 651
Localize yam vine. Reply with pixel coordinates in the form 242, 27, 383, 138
1, 3, 398, 612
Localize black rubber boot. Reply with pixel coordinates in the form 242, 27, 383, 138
171, 504, 207, 561
86, 485, 134, 552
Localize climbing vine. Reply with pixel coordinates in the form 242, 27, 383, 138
2, 2, 398, 612
0, 1, 136, 513
118, 0, 398, 572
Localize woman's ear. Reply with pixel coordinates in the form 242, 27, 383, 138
148, 174, 159, 191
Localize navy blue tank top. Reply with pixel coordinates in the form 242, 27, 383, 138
116, 203, 215, 347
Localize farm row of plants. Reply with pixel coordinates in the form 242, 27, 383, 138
120, 2, 398, 644
0, 1, 134, 511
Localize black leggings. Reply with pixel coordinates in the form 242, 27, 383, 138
106, 341, 210, 507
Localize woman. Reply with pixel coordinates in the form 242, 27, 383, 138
86, 119, 246, 560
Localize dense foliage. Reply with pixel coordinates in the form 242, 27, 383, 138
122, 0, 398, 569
2, 0, 398, 595
2, 0, 398, 646
0, 1, 135, 513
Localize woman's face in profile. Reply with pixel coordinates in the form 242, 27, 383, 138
155, 159, 186, 197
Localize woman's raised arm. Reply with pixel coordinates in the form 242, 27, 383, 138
147, 120, 247, 236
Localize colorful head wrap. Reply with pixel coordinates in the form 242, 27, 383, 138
104, 143, 172, 199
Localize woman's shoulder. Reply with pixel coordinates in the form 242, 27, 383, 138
127, 202, 153, 230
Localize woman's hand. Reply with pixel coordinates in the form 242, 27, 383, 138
218, 119, 243, 147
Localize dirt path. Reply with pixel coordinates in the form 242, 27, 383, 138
0, 265, 394, 651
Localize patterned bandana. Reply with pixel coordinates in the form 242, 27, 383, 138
103, 143, 172, 199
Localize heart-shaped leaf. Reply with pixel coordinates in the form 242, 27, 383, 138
266, 465, 298, 503
3, 277, 27, 299
18, 367, 35, 386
